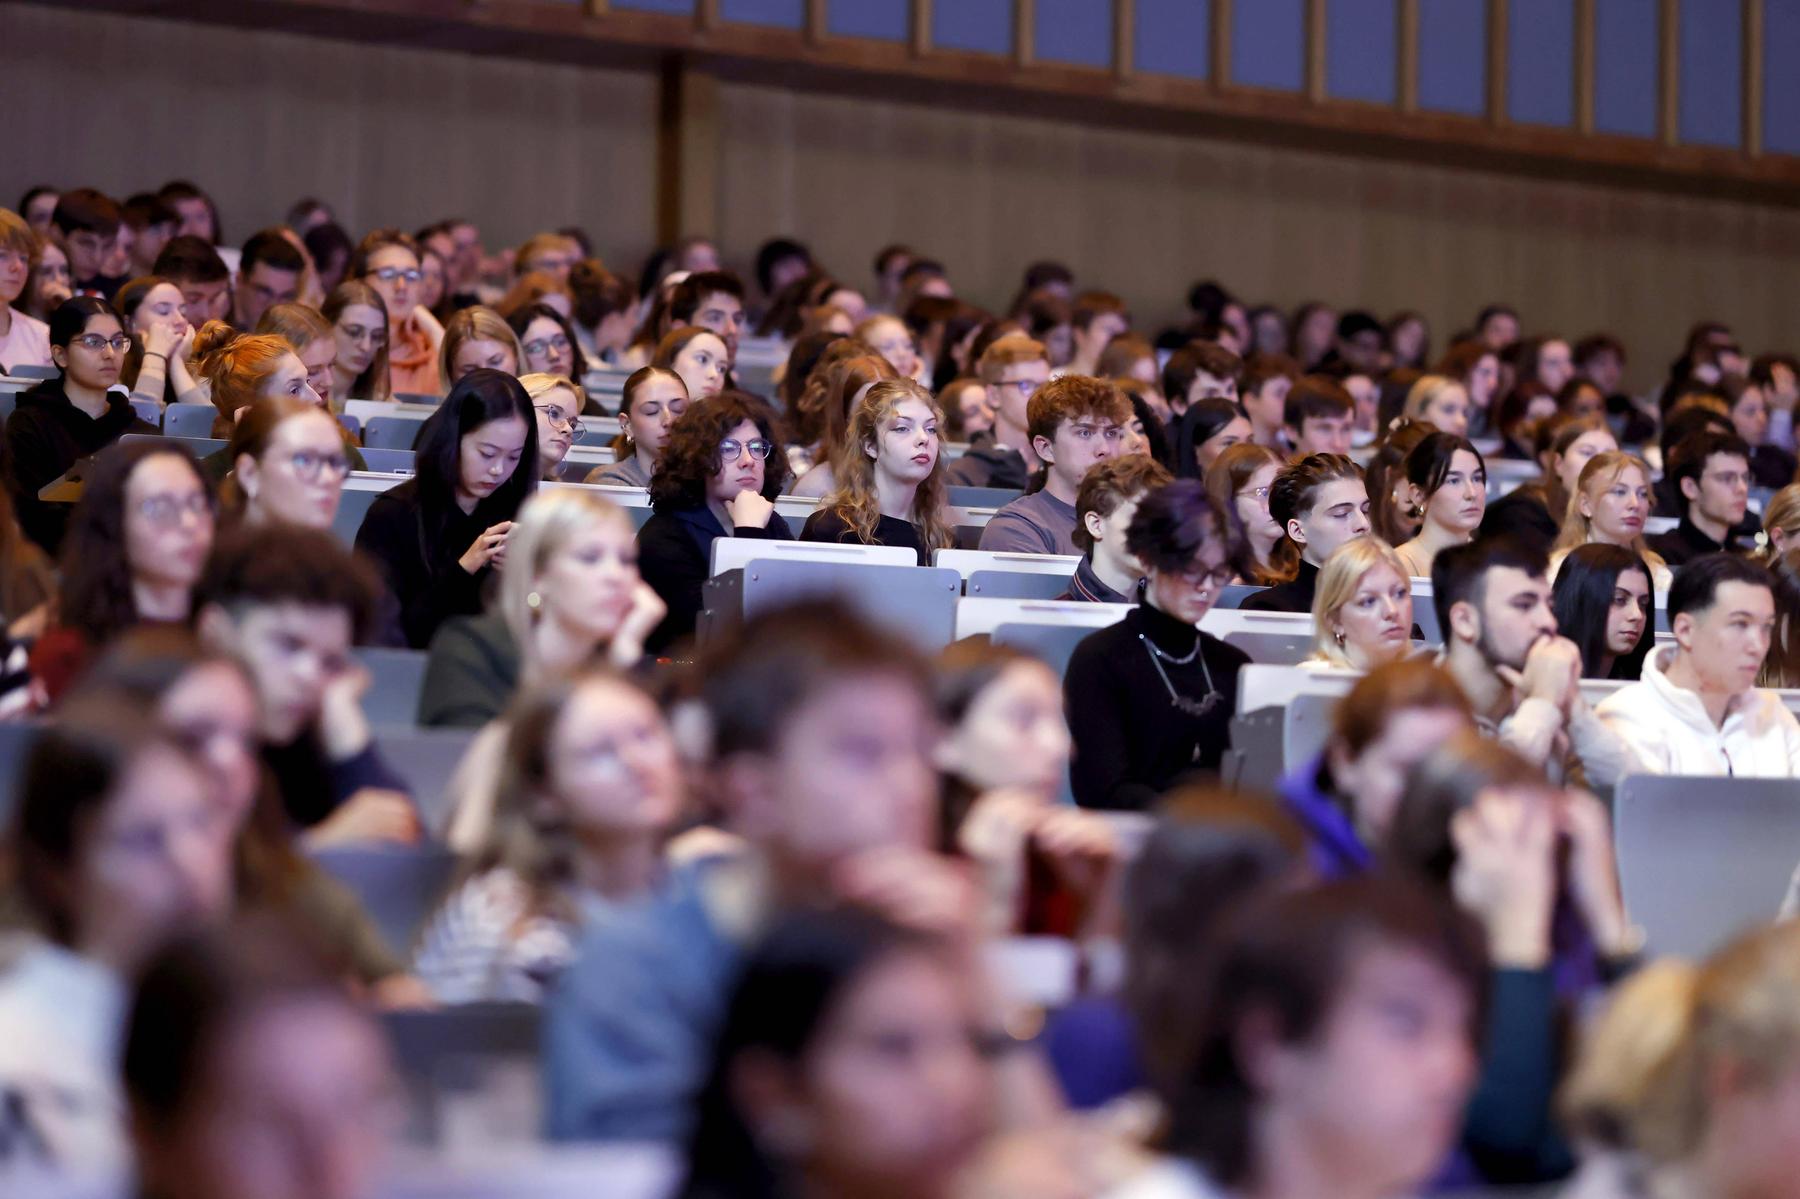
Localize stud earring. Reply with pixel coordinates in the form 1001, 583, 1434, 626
526, 591, 542, 610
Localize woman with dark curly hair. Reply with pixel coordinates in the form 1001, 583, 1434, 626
30, 439, 215, 703
1064, 479, 1249, 810
637, 390, 792, 655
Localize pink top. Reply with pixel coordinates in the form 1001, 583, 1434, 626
0, 308, 52, 374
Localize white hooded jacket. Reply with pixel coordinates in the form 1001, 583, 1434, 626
1595, 646, 1800, 777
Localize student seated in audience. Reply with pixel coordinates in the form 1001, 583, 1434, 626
1386, 731, 1638, 1185
8, 296, 159, 551
1061, 454, 1173, 602
30, 441, 214, 703
546, 601, 969, 1141
1741, 366, 1800, 489
1111, 876, 1484, 1199
414, 668, 683, 1002
1434, 538, 1638, 788
322, 279, 391, 404
1393, 431, 1487, 578
349, 227, 441, 396
1283, 374, 1357, 457
656, 325, 730, 404
1160, 340, 1241, 416
520, 371, 585, 481
1646, 428, 1754, 566
638, 390, 793, 655
802, 378, 955, 564
124, 916, 399, 1199
255, 300, 340, 411
1762, 548, 1800, 689
1170, 396, 1250, 479
1204, 441, 1291, 586
940, 373, 993, 443
1065, 290, 1130, 378
1480, 415, 1617, 557
933, 640, 1119, 937
1597, 553, 1800, 774
0, 697, 230, 1177
1305, 536, 1415, 672
420, 488, 661, 735
1364, 419, 1433, 547
229, 229, 304, 331
151, 235, 230, 331
679, 910, 1020, 1199
945, 334, 1050, 490
1401, 373, 1472, 436
354, 368, 537, 648
510, 300, 587, 381
1238, 352, 1298, 451
115, 274, 202, 407
1549, 449, 1672, 590
1562, 922, 1800, 1199
1042, 787, 1305, 1111
979, 375, 1130, 555
669, 269, 747, 369
79, 630, 424, 1004
789, 350, 896, 493
53, 188, 127, 300
1549, 543, 1655, 681
196, 522, 420, 845
1065, 481, 1249, 809
592, 366, 687, 487
219, 396, 348, 530
1761, 482, 1800, 560
439, 304, 521, 385
0, 207, 53, 371
857, 311, 924, 382
1241, 453, 1371, 612
1278, 658, 1473, 877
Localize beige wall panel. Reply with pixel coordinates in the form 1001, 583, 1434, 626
0, 3, 659, 270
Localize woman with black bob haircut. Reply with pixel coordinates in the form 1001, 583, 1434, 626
1171, 396, 1251, 480
1064, 480, 1250, 810
637, 389, 791, 656
678, 908, 996, 1199
354, 367, 537, 648
31, 439, 215, 703
1549, 543, 1655, 681
8, 295, 158, 552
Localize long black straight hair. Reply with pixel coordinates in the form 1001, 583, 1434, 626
409, 368, 538, 554
1550, 542, 1655, 680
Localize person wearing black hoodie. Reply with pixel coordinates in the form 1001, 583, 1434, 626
6, 296, 156, 553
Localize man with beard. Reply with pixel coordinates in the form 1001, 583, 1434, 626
1433, 537, 1638, 788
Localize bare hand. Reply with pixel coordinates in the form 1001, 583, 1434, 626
1558, 788, 1633, 956
606, 581, 667, 668
174, 323, 196, 362
459, 521, 512, 574
726, 490, 776, 530
370, 973, 437, 1011
1496, 636, 1581, 713
141, 320, 182, 360
1450, 788, 1557, 968
1031, 808, 1120, 903
303, 788, 421, 848
833, 847, 982, 952
317, 659, 374, 761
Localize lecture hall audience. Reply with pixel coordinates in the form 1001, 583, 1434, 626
10, 168, 1800, 1199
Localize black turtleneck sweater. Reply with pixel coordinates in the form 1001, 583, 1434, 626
1238, 558, 1318, 613
1064, 599, 1249, 810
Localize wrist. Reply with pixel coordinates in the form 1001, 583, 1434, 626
1488, 912, 1552, 969
143, 351, 168, 363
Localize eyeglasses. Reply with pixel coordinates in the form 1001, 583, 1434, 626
720, 438, 774, 462
71, 333, 131, 353
998, 379, 1039, 396
280, 449, 351, 481
534, 403, 583, 435
1173, 563, 1235, 589
136, 492, 213, 525
369, 266, 423, 285
1236, 486, 1271, 501
524, 334, 571, 359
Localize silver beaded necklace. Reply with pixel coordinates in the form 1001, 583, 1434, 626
1138, 632, 1221, 718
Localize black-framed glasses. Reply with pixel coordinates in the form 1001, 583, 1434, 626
720, 438, 774, 462
1173, 563, 1234, 589
280, 449, 351, 481
136, 492, 214, 525
72, 333, 131, 353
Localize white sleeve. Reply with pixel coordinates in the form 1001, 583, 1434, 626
1595, 697, 1671, 776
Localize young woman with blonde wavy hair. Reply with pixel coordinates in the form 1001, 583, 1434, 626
801, 377, 955, 564
1550, 449, 1672, 590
